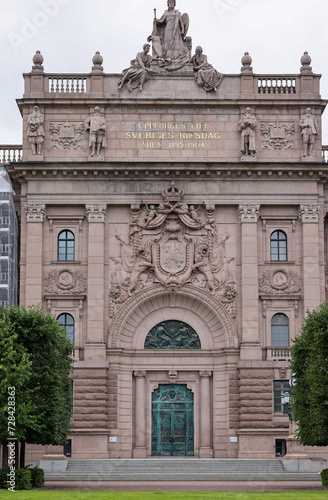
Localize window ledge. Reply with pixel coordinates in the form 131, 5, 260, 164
51, 261, 81, 265
264, 261, 295, 265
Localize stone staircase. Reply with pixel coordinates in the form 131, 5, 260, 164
43, 458, 321, 482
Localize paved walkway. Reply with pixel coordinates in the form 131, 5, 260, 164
44, 480, 325, 492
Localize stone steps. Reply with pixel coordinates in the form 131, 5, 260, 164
43, 459, 321, 482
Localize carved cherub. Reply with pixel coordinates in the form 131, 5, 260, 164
189, 205, 203, 224
142, 202, 158, 226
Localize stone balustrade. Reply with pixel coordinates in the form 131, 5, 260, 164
322, 145, 328, 162
22, 71, 321, 100
0, 146, 22, 165
266, 347, 291, 361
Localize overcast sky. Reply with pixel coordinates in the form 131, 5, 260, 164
1, 0, 328, 144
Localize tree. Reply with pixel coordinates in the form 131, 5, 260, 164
291, 301, 328, 446
0, 305, 73, 467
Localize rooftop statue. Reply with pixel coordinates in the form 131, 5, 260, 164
118, 44, 153, 92
190, 46, 223, 92
148, 0, 191, 71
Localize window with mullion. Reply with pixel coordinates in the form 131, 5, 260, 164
270, 230, 287, 261
273, 380, 290, 412
58, 230, 75, 261
57, 313, 74, 345
271, 313, 289, 346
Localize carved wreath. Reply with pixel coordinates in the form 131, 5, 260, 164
259, 269, 301, 295
45, 268, 87, 294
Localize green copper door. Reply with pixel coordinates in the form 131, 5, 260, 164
151, 384, 194, 456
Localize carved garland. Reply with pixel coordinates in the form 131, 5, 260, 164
259, 268, 301, 295
109, 285, 237, 349
45, 268, 87, 294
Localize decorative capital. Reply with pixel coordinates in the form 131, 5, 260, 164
299, 204, 320, 223
238, 204, 260, 223
199, 371, 212, 378
85, 204, 107, 222
24, 203, 45, 222
134, 370, 146, 378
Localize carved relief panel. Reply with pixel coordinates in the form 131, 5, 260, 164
50, 121, 85, 150
109, 182, 236, 320
260, 122, 295, 150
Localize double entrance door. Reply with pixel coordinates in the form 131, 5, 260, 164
151, 384, 194, 456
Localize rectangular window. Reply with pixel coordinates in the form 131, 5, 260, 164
273, 380, 290, 412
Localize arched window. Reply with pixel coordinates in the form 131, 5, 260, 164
58, 230, 75, 261
57, 313, 74, 345
271, 313, 289, 346
270, 230, 287, 261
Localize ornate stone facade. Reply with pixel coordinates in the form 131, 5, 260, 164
6, 1, 328, 465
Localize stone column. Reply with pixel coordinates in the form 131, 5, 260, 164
84, 204, 107, 361
24, 204, 45, 307
299, 205, 321, 313
133, 370, 147, 458
238, 205, 261, 359
199, 371, 213, 458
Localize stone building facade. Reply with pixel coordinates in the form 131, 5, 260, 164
5, 4, 328, 462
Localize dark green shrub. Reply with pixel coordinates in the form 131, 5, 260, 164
16, 468, 31, 490
321, 468, 328, 488
0, 468, 10, 489
30, 467, 44, 488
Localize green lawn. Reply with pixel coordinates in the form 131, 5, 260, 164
0, 492, 327, 499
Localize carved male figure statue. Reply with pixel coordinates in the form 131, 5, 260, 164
84, 106, 106, 157
118, 44, 152, 92
190, 46, 223, 92
238, 108, 257, 156
299, 107, 318, 157
27, 105, 45, 155
148, 0, 190, 70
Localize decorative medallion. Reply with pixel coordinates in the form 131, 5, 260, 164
109, 182, 236, 319
259, 269, 301, 295
45, 269, 87, 294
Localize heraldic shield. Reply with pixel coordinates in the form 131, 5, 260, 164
152, 238, 195, 291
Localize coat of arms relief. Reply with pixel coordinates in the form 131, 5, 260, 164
109, 182, 236, 318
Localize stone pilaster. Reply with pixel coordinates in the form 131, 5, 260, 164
24, 204, 45, 307
84, 204, 107, 360
133, 371, 147, 458
238, 205, 261, 359
199, 371, 213, 458
299, 204, 321, 314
